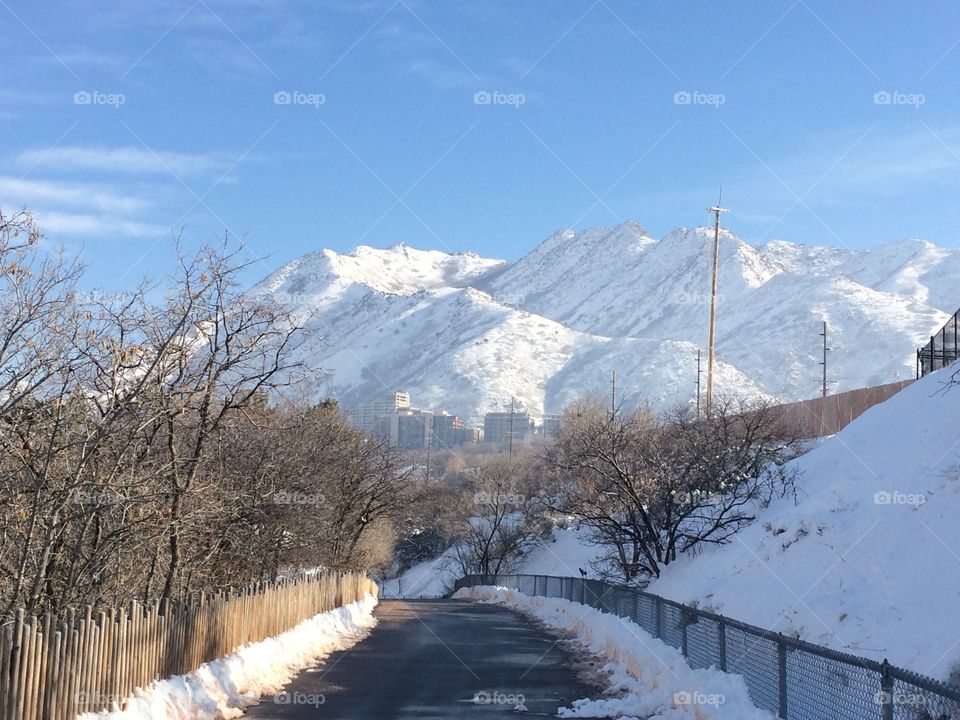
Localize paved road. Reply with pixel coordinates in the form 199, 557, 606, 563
244, 599, 600, 719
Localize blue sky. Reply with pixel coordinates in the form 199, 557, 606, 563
3, 0, 960, 289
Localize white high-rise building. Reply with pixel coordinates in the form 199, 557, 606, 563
354, 391, 411, 432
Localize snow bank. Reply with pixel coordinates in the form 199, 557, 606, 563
651, 366, 960, 680
79, 595, 378, 720
455, 586, 773, 720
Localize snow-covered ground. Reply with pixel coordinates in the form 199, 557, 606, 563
650, 365, 960, 681
79, 595, 378, 720
380, 549, 460, 598
455, 585, 773, 720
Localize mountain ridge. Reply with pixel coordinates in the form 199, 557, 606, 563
253, 222, 960, 423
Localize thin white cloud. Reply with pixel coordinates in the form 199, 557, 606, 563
0, 176, 150, 214
403, 58, 489, 89
35, 210, 168, 237
17, 146, 231, 177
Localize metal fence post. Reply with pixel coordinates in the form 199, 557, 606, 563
718, 617, 727, 672
778, 637, 788, 719
880, 659, 893, 720
681, 608, 689, 657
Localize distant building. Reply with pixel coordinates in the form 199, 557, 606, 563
540, 413, 563, 439
432, 412, 475, 449
397, 409, 433, 450
484, 411, 534, 445
354, 391, 411, 433
372, 408, 433, 450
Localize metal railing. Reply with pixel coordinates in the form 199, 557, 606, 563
918, 309, 960, 376
454, 574, 960, 720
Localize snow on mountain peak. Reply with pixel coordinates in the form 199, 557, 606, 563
256, 222, 960, 419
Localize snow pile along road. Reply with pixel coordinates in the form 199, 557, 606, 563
455, 586, 773, 720
79, 595, 378, 720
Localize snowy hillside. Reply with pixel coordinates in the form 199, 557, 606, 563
254, 223, 960, 421
649, 366, 960, 681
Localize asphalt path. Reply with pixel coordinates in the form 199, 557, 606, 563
243, 598, 602, 719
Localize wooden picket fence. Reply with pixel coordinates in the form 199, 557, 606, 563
0, 573, 377, 720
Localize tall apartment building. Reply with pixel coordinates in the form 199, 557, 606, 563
353, 391, 411, 433
432, 412, 475, 449
371, 408, 433, 450
540, 413, 563, 439
483, 411, 534, 445
397, 410, 433, 450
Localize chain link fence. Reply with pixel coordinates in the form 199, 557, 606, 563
454, 574, 960, 720
918, 308, 959, 376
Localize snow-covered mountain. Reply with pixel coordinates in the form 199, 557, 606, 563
254, 223, 960, 422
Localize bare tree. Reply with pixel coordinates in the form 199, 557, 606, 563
546, 398, 801, 584
0, 220, 413, 619
452, 457, 548, 577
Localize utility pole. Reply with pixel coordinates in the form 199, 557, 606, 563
819, 320, 829, 397
425, 420, 432, 483
610, 368, 617, 416
508, 397, 514, 458
706, 191, 729, 417
695, 348, 702, 419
